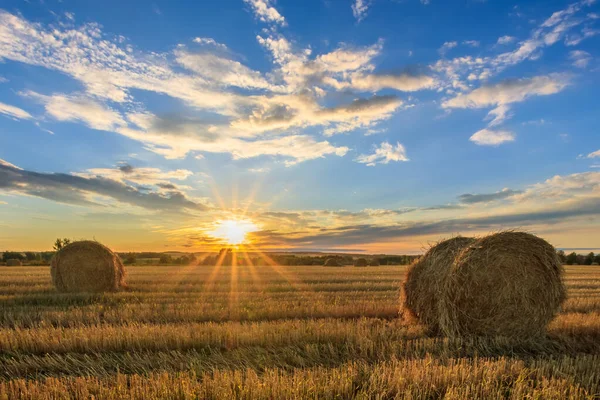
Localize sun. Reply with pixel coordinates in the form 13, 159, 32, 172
209, 219, 258, 245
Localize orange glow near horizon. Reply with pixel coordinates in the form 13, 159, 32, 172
208, 219, 258, 245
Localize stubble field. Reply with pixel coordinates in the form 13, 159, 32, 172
0, 264, 599, 399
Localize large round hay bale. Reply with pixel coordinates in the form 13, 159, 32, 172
439, 231, 566, 339
6, 259, 22, 266
401, 236, 475, 333
50, 241, 126, 292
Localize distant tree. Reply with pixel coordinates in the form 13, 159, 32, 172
565, 252, 578, 265
576, 254, 586, 265
324, 258, 341, 267
2, 251, 25, 262
123, 254, 137, 265
556, 250, 567, 264
369, 259, 380, 266
53, 238, 72, 251
584, 252, 595, 266
24, 252, 37, 261
354, 258, 368, 267
218, 248, 233, 266
159, 254, 172, 264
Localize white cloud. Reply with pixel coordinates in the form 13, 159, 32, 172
175, 51, 275, 90
23, 91, 126, 131
443, 74, 570, 109
79, 164, 193, 186
356, 141, 409, 166
352, 0, 372, 22
469, 128, 515, 146
243, 0, 286, 26
433, 1, 596, 89
588, 149, 600, 158
569, 50, 592, 68
0, 102, 32, 120
348, 73, 436, 92
192, 37, 228, 50
248, 167, 270, 173
117, 112, 349, 162
497, 35, 516, 45
517, 171, 600, 202
485, 104, 513, 127
463, 40, 480, 47
439, 41, 458, 55
565, 27, 600, 45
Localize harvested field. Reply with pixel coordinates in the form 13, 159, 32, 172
0, 264, 599, 399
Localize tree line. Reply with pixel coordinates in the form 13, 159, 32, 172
2, 245, 599, 267
197, 248, 419, 266
557, 250, 599, 265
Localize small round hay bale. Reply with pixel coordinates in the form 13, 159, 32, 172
401, 236, 475, 333
439, 231, 566, 339
354, 258, 368, 267
6, 259, 22, 266
324, 258, 341, 267
50, 241, 126, 292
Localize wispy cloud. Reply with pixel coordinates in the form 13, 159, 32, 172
0, 101, 32, 120
588, 149, 600, 158
0, 9, 437, 164
497, 35, 516, 45
243, 0, 286, 26
355, 141, 409, 166
569, 50, 592, 68
469, 128, 515, 146
352, 0, 372, 22
22, 91, 126, 131
443, 74, 570, 109
0, 159, 207, 212
443, 74, 570, 142
439, 41, 458, 55
458, 188, 522, 204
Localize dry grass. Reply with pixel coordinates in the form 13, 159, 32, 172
0, 263, 599, 399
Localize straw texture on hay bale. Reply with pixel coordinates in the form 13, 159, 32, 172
50, 241, 126, 292
6, 259, 22, 266
401, 236, 475, 333
439, 231, 566, 339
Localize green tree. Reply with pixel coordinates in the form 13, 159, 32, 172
2, 251, 25, 262
565, 252, 578, 265
53, 238, 71, 251
354, 258, 368, 267
159, 254, 172, 264
584, 252, 595, 266
556, 250, 567, 263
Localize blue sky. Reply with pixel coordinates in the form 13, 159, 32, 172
0, 0, 598, 253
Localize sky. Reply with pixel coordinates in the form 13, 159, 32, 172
0, 0, 599, 253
